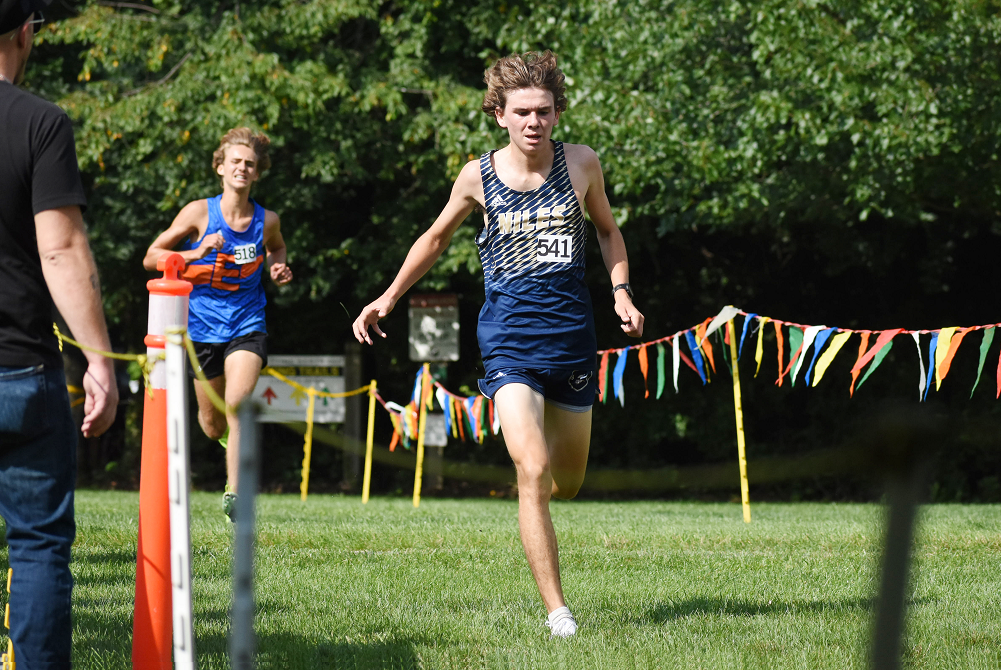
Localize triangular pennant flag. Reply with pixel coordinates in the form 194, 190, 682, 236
492, 399, 502, 435
934, 327, 958, 391
856, 341, 894, 390
718, 329, 733, 377
612, 348, 629, 407
656, 342, 667, 399
672, 337, 681, 393
755, 317, 770, 377
696, 318, 716, 374
850, 329, 903, 375
739, 313, 757, 359
436, 388, 450, 436
778, 326, 803, 387
598, 351, 610, 404
937, 327, 970, 388
774, 321, 786, 386
923, 333, 937, 402
812, 331, 851, 387
911, 333, 926, 401
703, 305, 740, 344
804, 327, 835, 386
850, 332, 871, 397
970, 327, 995, 398
638, 344, 650, 398
791, 325, 825, 387
684, 330, 708, 384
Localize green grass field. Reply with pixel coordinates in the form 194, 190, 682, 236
13, 492, 1000, 668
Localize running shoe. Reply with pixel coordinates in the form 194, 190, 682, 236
545, 607, 577, 638
222, 491, 238, 523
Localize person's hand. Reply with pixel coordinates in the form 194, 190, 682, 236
81, 360, 118, 438
614, 293, 644, 338
270, 262, 293, 285
195, 232, 224, 259
352, 295, 395, 345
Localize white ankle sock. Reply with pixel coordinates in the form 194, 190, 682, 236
546, 606, 577, 638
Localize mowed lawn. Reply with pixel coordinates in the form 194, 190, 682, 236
25, 492, 1001, 668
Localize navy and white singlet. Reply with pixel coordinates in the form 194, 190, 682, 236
475, 141, 597, 371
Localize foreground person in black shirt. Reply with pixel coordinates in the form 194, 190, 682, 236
0, 0, 118, 664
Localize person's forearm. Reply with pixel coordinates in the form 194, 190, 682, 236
42, 233, 113, 366
266, 245, 287, 268
596, 228, 630, 286
383, 230, 450, 303
143, 246, 202, 270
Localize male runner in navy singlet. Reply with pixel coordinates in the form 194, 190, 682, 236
144, 128, 292, 520
353, 52, 644, 637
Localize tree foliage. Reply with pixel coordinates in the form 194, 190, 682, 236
26, 0, 1001, 498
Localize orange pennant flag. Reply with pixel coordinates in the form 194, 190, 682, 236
696, 318, 716, 374
937, 327, 970, 386
638, 344, 650, 398
598, 351, 610, 402
773, 321, 786, 387
850, 332, 871, 397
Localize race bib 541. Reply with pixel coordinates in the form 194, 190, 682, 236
537, 234, 572, 263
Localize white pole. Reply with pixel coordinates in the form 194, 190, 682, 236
231, 400, 260, 669
165, 326, 197, 669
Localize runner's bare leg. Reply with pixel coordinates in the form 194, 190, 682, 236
495, 383, 591, 613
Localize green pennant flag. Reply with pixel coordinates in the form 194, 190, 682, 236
857, 341, 894, 390
786, 327, 804, 387
970, 327, 995, 398
656, 342, 666, 399
717, 330, 733, 376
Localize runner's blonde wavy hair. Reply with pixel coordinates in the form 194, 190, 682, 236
211, 127, 272, 173
481, 51, 568, 124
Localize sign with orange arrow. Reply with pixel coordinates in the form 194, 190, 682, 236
252, 355, 346, 423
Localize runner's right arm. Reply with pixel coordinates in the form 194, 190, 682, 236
142, 200, 221, 270
352, 161, 483, 345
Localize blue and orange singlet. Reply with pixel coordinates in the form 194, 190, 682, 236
180, 194, 267, 343
476, 141, 596, 370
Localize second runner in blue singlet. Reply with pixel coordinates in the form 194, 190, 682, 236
181, 194, 268, 342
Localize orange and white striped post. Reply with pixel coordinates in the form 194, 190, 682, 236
132, 253, 191, 668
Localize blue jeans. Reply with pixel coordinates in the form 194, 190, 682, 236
0, 364, 76, 668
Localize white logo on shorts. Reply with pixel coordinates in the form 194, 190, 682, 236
568, 371, 592, 392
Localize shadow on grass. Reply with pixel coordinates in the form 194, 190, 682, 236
255, 634, 423, 670
642, 596, 877, 622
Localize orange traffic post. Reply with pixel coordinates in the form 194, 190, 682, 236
133, 253, 191, 668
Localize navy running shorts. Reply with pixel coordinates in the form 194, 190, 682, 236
477, 367, 596, 413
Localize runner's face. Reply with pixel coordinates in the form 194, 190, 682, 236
217, 144, 259, 191
495, 88, 559, 154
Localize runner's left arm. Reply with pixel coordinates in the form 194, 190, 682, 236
580, 147, 644, 338
263, 211, 293, 285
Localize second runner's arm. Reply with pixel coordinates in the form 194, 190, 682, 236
352, 161, 481, 345
264, 210, 293, 285
579, 147, 644, 338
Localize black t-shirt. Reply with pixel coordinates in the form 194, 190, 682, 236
0, 81, 87, 368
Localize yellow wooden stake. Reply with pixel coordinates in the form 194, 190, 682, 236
300, 387, 317, 501
362, 380, 377, 504
2, 568, 12, 670
727, 318, 752, 523
412, 364, 430, 508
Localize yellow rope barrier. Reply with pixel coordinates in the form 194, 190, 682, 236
53, 323, 160, 396
262, 367, 371, 399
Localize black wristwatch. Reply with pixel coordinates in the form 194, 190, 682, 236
611, 283, 633, 300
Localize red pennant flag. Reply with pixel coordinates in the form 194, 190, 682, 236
638, 344, 650, 398
598, 351, 610, 402
851, 329, 903, 375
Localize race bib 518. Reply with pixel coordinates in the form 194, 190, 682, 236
233, 243, 257, 265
